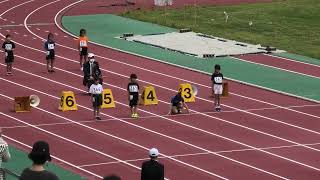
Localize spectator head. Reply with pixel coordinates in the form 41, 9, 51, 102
149, 148, 159, 160
103, 175, 121, 180
28, 141, 52, 165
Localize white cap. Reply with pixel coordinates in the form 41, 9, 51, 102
88, 53, 95, 58
149, 148, 159, 157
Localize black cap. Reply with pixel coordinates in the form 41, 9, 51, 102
28, 141, 52, 163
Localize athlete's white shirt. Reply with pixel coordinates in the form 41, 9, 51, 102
89, 84, 103, 94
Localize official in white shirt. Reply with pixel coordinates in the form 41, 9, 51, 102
89, 78, 103, 120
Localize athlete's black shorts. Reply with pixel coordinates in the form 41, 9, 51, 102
80, 47, 88, 56
46, 50, 55, 60
92, 94, 102, 108
129, 94, 139, 107
5, 51, 14, 63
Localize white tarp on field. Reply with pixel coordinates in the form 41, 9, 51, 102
125, 31, 279, 58
154, 0, 173, 6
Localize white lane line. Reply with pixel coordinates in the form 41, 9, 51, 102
3, 135, 103, 179
53, 0, 320, 104
266, 53, 320, 68
0, 57, 314, 178
0, 111, 146, 177
2, 104, 320, 130
231, 56, 320, 79
0, 0, 9, 4
79, 141, 320, 167
0, 65, 288, 180
6, 33, 320, 144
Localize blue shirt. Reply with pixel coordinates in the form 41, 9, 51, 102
171, 94, 184, 106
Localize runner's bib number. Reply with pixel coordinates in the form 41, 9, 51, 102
5, 44, 12, 50
79, 40, 87, 47
48, 44, 54, 50
129, 85, 138, 93
214, 77, 223, 84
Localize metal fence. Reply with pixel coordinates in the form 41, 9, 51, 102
0, 168, 20, 180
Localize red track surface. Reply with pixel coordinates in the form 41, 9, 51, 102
235, 54, 320, 78
1, 0, 320, 179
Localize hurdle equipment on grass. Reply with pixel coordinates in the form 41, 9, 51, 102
58, 91, 77, 111
179, 83, 195, 102
101, 89, 115, 108
14, 95, 40, 112
141, 86, 158, 105
222, 82, 229, 97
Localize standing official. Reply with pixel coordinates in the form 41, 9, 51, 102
141, 148, 164, 180
83, 53, 102, 92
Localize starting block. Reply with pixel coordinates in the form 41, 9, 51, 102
59, 91, 77, 111
141, 86, 158, 105
101, 89, 115, 108
222, 82, 229, 97
14, 96, 31, 112
179, 83, 195, 102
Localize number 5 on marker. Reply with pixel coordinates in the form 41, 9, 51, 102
58, 91, 78, 111
101, 89, 115, 108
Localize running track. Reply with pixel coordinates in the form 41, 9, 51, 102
1, 0, 320, 179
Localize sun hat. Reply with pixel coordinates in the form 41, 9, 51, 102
88, 53, 95, 58
28, 141, 52, 162
149, 148, 159, 157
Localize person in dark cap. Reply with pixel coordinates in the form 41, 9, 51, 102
19, 141, 59, 180
141, 148, 164, 180
103, 175, 121, 180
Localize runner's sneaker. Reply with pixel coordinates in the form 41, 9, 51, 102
80, 67, 83, 71
96, 117, 102, 120
215, 106, 221, 112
